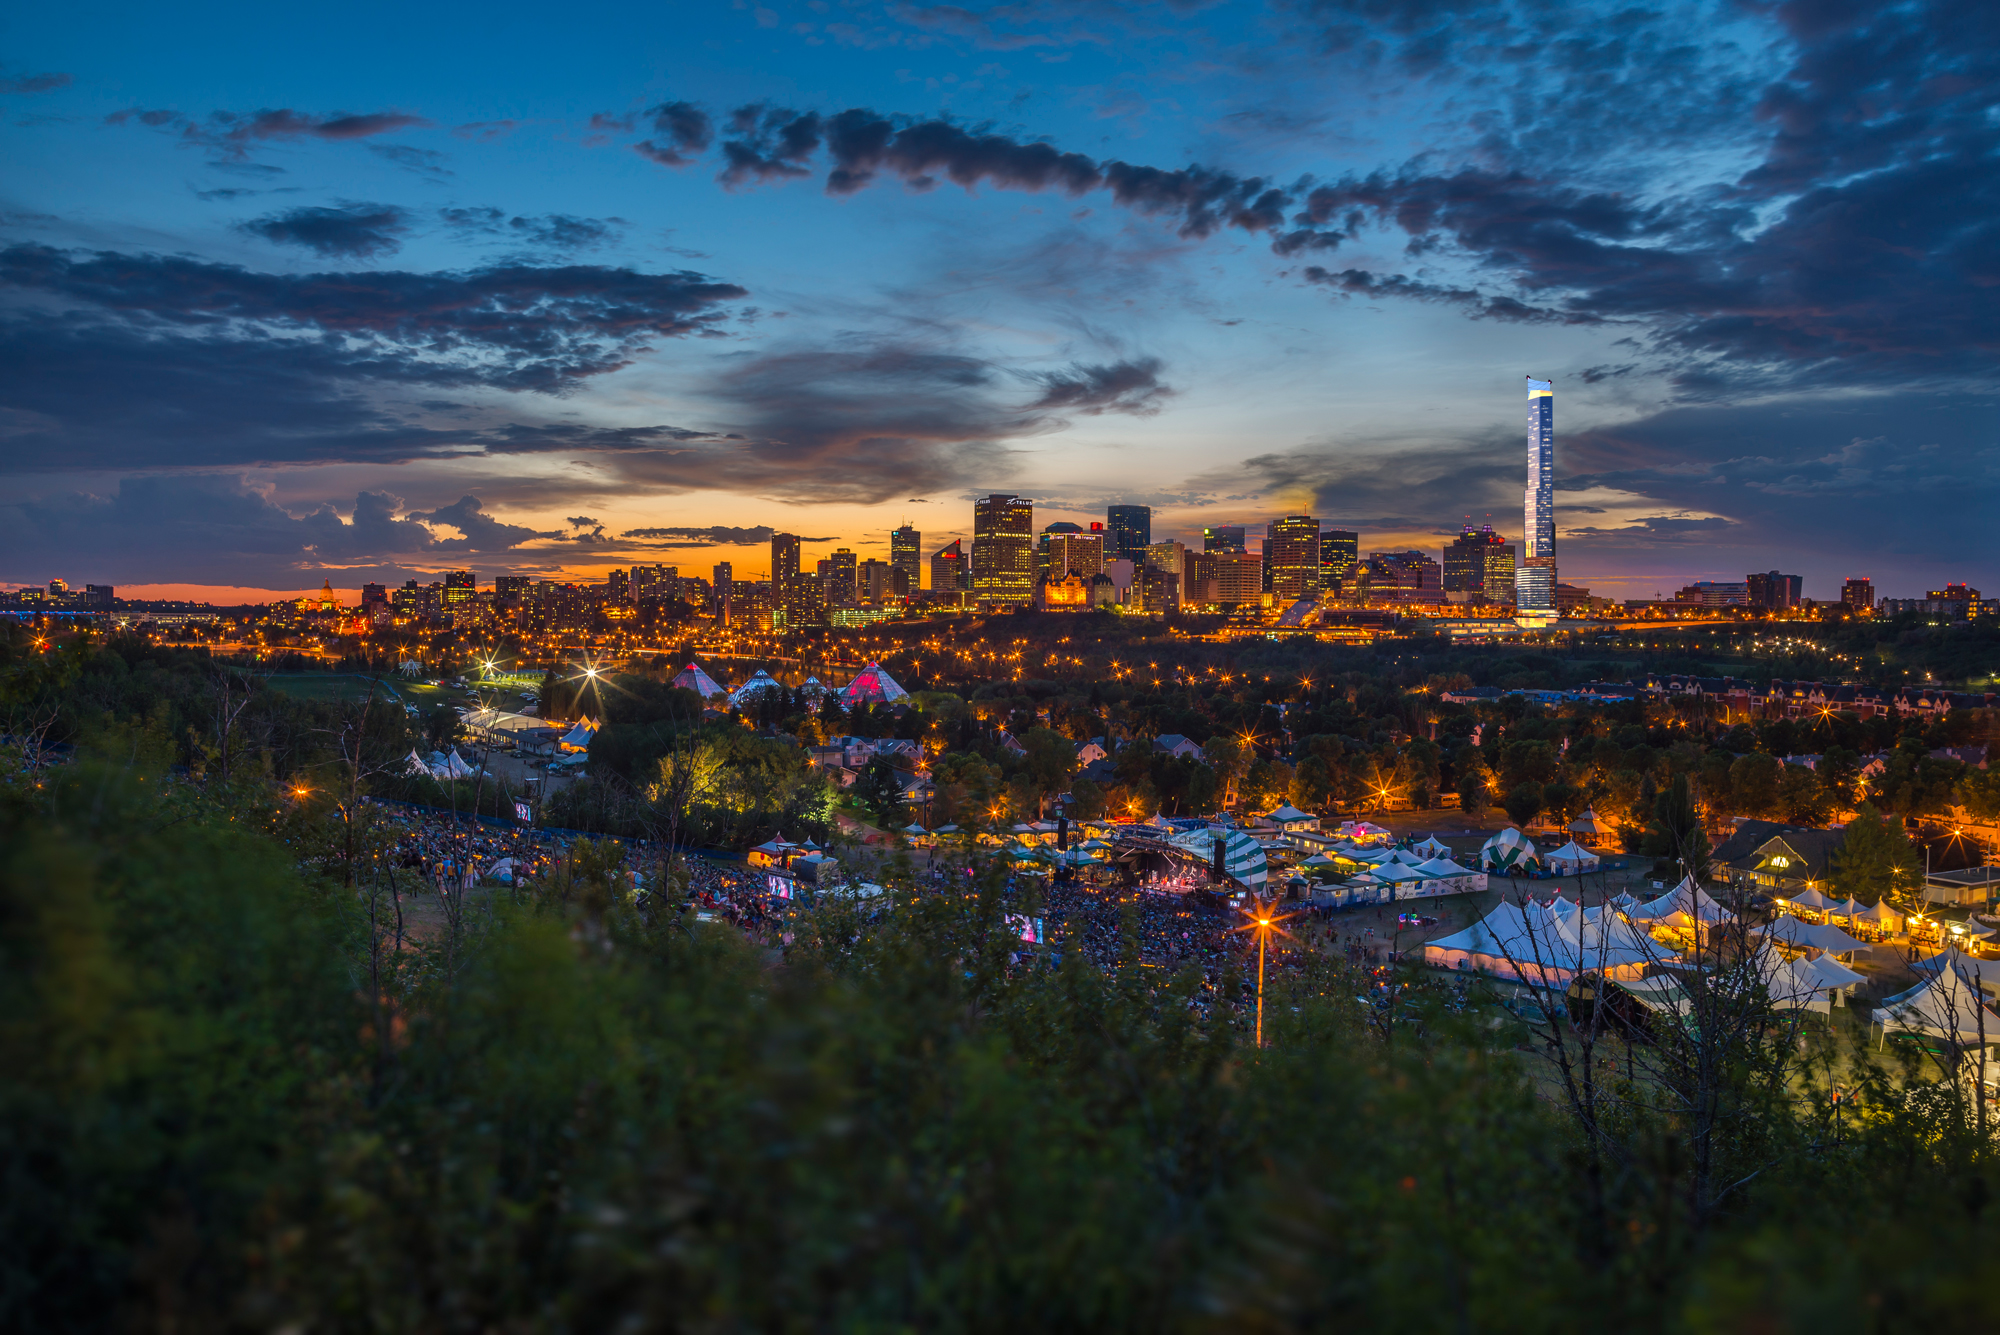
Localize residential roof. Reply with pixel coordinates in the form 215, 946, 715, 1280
1711, 820, 1847, 880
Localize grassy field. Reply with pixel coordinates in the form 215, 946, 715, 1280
258, 673, 409, 704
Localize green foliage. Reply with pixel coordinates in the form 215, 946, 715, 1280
1643, 773, 1711, 875
1729, 751, 1784, 818
853, 756, 909, 829
1830, 802, 1919, 902
1502, 781, 1544, 828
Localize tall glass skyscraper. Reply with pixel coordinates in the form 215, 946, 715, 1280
1515, 377, 1558, 623
971, 494, 1035, 604
890, 524, 922, 591
1105, 505, 1151, 560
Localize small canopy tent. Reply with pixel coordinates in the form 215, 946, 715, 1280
559, 720, 598, 752
1544, 840, 1601, 875
1760, 916, 1868, 956
672, 661, 730, 699
1478, 827, 1539, 872
403, 748, 433, 777
1910, 946, 1996, 982
1784, 885, 1834, 912
1567, 809, 1610, 840
1410, 836, 1453, 859
1850, 899, 1905, 932
840, 662, 910, 706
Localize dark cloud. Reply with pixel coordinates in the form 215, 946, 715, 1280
619, 525, 836, 545
368, 143, 452, 180
632, 101, 713, 167
440, 207, 623, 252
0, 478, 555, 587
237, 203, 412, 258
1, 243, 746, 396
108, 106, 431, 161
1028, 357, 1173, 415
1299, 266, 1594, 324
719, 105, 824, 188
0, 71, 73, 95
565, 516, 599, 527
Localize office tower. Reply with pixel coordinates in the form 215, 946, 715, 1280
1369, 550, 1443, 593
1037, 521, 1081, 581
1320, 529, 1359, 591
1212, 551, 1263, 604
930, 539, 968, 605
632, 565, 676, 601
606, 568, 631, 604
858, 558, 893, 605
713, 561, 733, 618
771, 532, 801, 587
1046, 529, 1105, 580
1203, 524, 1246, 553
1443, 523, 1515, 597
972, 494, 1034, 604
820, 549, 858, 606
1138, 564, 1179, 613
1143, 539, 1186, 577
1747, 571, 1802, 610
1516, 377, 1558, 621
445, 569, 476, 603
1265, 515, 1322, 600
890, 524, 921, 591
1841, 578, 1874, 612
1105, 505, 1151, 561
361, 582, 388, 611
781, 572, 825, 626
1484, 546, 1516, 603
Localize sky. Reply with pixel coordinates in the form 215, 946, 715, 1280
1, 0, 1994, 603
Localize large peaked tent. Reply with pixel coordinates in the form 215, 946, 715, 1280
840, 661, 910, 705
1629, 876, 1735, 925
672, 661, 730, 699
1478, 827, 1539, 871
1760, 916, 1868, 955
1874, 966, 2000, 1044
1424, 899, 1659, 984
1545, 840, 1601, 874
1168, 827, 1269, 889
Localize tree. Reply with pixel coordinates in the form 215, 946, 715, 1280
1066, 777, 1108, 821
1777, 764, 1831, 825
854, 757, 908, 830
1541, 780, 1583, 829
1204, 734, 1253, 808
1503, 782, 1545, 828
1643, 774, 1710, 878
1830, 802, 1918, 902
1728, 752, 1783, 818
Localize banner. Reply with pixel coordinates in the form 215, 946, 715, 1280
514, 801, 533, 823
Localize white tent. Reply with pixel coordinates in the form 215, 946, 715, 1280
729, 669, 786, 707
559, 721, 597, 751
1410, 836, 1453, 859
1629, 875, 1735, 925
1828, 896, 1865, 920
1265, 803, 1317, 825
1874, 965, 2000, 1044
403, 748, 433, 777
1423, 899, 1660, 983
1760, 916, 1868, 955
1545, 840, 1601, 874
1609, 891, 1640, 911
1800, 951, 1866, 993
1784, 885, 1835, 912
1478, 827, 1539, 871
442, 748, 480, 779
1910, 947, 1996, 982
1851, 899, 1905, 931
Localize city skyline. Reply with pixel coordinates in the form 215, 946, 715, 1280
2, 4, 1994, 602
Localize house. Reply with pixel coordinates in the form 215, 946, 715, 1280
1076, 757, 1118, 787
995, 730, 1028, 756
1709, 820, 1848, 897
1153, 733, 1204, 761
1075, 737, 1109, 766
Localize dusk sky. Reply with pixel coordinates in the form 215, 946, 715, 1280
2, 0, 1994, 602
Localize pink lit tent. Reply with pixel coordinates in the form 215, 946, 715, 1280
672, 662, 729, 699
840, 661, 910, 705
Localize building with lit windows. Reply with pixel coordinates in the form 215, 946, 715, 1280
1321, 529, 1359, 592
1265, 515, 1321, 600
1443, 524, 1514, 603
1203, 524, 1246, 553
929, 539, 968, 606
972, 494, 1034, 605
1106, 505, 1151, 560
771, 533, 801, 589
1046, 529, 1105, 580
1516, 377, 1558, 624
890, 525, 921, 592
1841, 578, 1874, 613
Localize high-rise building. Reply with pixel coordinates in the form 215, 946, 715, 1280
1516, 377, 1558, 621
1046, 530, 1105, 580
1265, 515, 1322, 600
633, 565, 676, 602
1212, 551, 1263, 604
972, 494, 1034, 604
1037, 521, 1083, 580
1203, 524, 1246, 553
781, 572, 825, 627
1484, 547, 1516, 604
1841, 578, 1874, 613
1747, 571, 1802, 610
1368, 550, 1443, 594
1142, 539, 1186, 578
361, 582, 388, 611
1444, 524, 1514, 598
1320, 529, 1359, 592
821, 549, 858, 606
1106, 505, 1151, 561
606, 568, 631, 604
771, 533, 800, 588
929, 539, 968, 605
713, 561, 734, 619
1675, 581, 1750, 607
445, 569, 476, 603
858, 558, 895, 605
890, 525, 921, 592
1137, 563, 1179, 614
